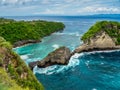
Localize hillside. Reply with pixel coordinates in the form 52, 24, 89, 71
81, 21, 120, 45
74, 21, 120, 53
0, 18, 65, 45
0, 37, 44, 90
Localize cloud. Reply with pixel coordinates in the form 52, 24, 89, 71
77, 6, 120, 14
0, 0, 33, 5
0, 0, 120, 16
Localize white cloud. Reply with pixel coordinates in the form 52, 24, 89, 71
77, 6, 120, 14
1, 0, 17, 4
0, 0, 33, 5
0, 0, 120, 16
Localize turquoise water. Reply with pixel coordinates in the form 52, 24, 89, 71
10, 15, 120, 90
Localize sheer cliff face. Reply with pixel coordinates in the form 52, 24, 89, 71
85, 31, 116, 48
74, 21, 120, 53
75, 31, 120, 53
0, 37, 44, 90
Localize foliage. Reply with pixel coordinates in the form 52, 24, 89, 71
81, 21, 120, 44
0, 18, 65, 44
0, 68, 29, 90
0, 37, 6, 43
0, 37, 44, 90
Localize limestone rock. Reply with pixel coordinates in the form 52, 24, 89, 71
74, 31, 120, 53
38, 47, 71, 68
29, 47, 71, 69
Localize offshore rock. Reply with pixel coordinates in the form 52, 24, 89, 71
29, 47, 71, 69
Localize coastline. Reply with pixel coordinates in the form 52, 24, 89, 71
73, 44, 120, 54
13, 39, 41, 48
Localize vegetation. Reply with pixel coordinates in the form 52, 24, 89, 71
0, 18, 65, 44
81, 21, 120, 44
0, 68, 29, 90
0, 18, 64, 89
0, 37, 44, 90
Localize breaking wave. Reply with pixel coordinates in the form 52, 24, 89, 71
53, 32, 82, 37
33, 53, 84, 75
52, 44, 59, 50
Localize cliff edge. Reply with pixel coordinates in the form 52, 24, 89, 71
74, 21, 120, 53
0, 37, 44, 90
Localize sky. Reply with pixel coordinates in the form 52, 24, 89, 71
0, 0, 120, 16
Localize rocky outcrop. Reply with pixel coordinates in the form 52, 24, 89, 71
29, 47, 71, 69
13, 39, 41, 48
74, 31, 120, 54
0, 37, 44, 90
29, 61, 39, 70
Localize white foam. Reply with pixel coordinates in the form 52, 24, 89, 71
75, 32, 80, 36
86, 49, 120, 55
33, 49, 120, 75
13, 43, 33, 49
53, 32, 81, 37
33, 53, 84, 75
20, 55, 29, 60
92, 88, 97, 90
52, 44, 59, 49
73, 53, 84, 58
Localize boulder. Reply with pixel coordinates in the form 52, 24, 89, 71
29, 47, 71, 69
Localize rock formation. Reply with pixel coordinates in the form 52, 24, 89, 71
0, 37, 44, 90
73, 31, 120, 54
30, 21, 120, 69
13, 40, 41, 48
29, 47, 71, 69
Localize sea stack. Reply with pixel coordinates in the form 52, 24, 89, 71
29, 47, 71, 69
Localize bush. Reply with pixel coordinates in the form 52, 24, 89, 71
81, 21, 120, 44
0, 37, 44, 90
0, 18, 65, 44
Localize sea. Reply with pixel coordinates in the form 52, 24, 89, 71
4, 15, 120, 90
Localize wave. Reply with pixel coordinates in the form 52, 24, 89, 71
92, 88, 97, 90
85, 49, 120, 55
20, 55, 29, 60
52, 44, 59, 50
53, 32, 82, 37
33, 53, 84, 75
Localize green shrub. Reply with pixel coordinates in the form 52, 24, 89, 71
81, 21, 120, 44
0, 42, 12, 49
0, 37, 44, 90
0, 37, 6, 43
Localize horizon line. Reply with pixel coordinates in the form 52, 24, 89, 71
0, 13, 120, 17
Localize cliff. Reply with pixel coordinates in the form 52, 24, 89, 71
74, 21, 120, 53
29, 21, 120, 69
0, 37, 44, 90
0, 18, 65, 47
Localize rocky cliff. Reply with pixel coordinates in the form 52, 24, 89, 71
74, 21, 120, 53
29, 47, 71, 69
0, 37, 44, 90
29, 21, 120, 69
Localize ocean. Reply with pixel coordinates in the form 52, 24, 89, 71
5, 15, 120, 90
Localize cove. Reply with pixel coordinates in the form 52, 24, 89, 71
11, 15, 120, 90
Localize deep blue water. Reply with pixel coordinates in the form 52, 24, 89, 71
6, 15, 120, 90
